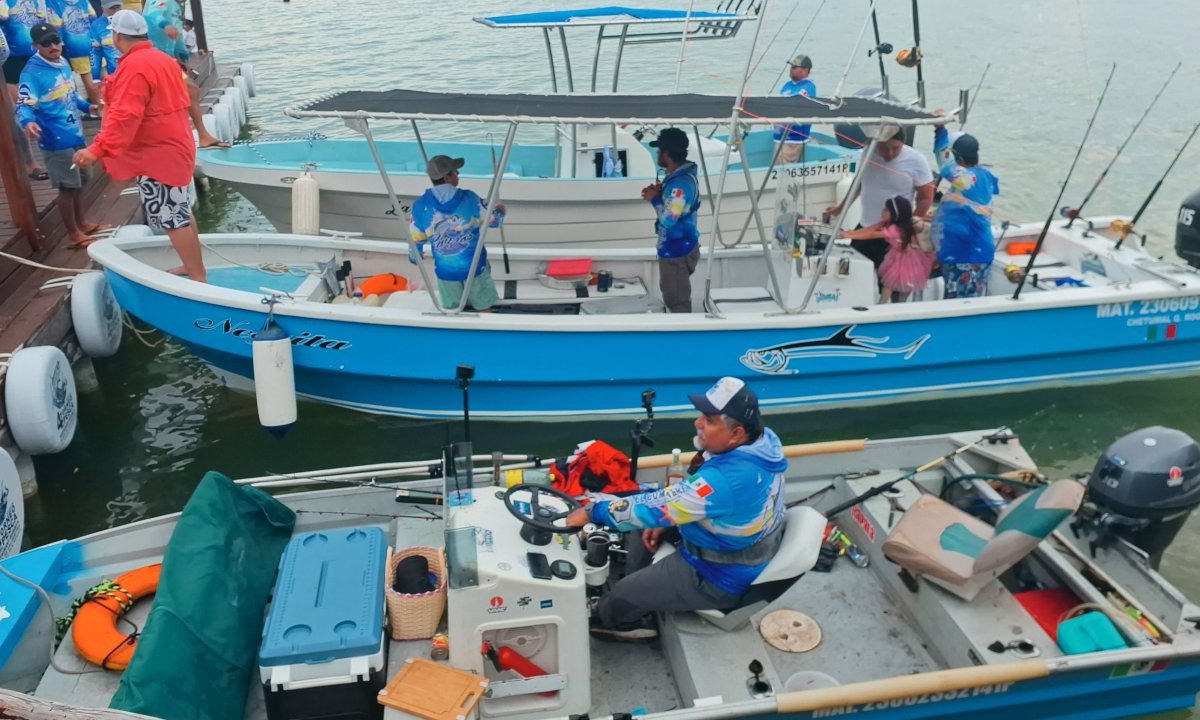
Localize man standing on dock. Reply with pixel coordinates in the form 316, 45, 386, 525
73, 9, 205, 282
16, 22, 103, 247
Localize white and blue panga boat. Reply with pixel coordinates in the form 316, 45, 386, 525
91, 90, 1200, 421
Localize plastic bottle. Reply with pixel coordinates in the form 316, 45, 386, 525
667, 448, 685, 487
488, 206, 506, 229
350, 290, 363, 305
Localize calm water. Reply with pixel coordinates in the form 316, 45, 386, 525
22, 0, 1200, 713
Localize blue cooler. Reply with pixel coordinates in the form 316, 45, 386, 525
260, 526, 388, 720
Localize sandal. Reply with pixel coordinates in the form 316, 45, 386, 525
28, 169, 48, 181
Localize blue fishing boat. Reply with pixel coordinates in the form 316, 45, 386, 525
3, 428, 1200, 720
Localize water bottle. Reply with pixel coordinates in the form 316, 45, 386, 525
350, 290, 363, 305
667, 448, 685, 487
488, 206, 506, 229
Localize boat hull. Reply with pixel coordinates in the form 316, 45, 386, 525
102, 268, 1200, 419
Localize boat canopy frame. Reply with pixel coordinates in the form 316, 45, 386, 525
287, 89, 954, 317
472, 3, 763, 94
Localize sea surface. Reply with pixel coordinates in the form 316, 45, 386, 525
22, 0, 1200, 714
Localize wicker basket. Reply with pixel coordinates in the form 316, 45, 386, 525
385, 546, 447, 641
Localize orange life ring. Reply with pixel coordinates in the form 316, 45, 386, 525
72, 563, 161, 671
359, 273, 408, 297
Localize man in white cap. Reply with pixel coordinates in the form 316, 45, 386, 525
566, 377, 788, 642
408, 155, 505, 311
74, 9, 205, 282
773, 54, 816, 165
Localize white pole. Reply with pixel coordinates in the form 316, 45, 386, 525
673, 0, 697, 93
833, 0, 880, 100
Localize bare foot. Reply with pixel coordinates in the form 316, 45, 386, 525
68, 232, 96, 248
166, 265, 188, 276
82, 222, 115, 235
198, 134, 231, 149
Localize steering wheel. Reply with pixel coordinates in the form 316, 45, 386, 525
503, 483, 583, 536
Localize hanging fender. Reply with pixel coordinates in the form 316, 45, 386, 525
482, 642, 556, 697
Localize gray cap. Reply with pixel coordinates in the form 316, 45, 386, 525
426, 155, 464, 181
788, 54, 812, 70
101, 0, 123, 10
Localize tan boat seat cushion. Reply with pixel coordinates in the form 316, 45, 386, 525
882, 480, 1085, 600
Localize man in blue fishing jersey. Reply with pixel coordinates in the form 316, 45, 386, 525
408, 155, 505, 312
566, 377, 788, 642
17, 22, 102, 248
773, 53, 816, 165
642, 127, 701, 313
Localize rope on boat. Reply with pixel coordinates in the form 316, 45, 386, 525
0, 248, 99, 274
0, 564, 106, 675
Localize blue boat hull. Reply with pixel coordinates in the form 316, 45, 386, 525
104, 270, 1200, 419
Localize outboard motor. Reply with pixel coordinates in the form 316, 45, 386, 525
1175, 187, 1200, 269
1078, 426, 1200, 568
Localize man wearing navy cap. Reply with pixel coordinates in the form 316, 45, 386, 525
643, 127, 701, 313
567, 377, 788, 642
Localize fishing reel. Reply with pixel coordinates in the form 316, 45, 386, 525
868, 42, 893, 59
896, 47, 922, 68
1003, 263, 1026, 284
1058, 206, 1095, 235
1109, 218, 1145, 247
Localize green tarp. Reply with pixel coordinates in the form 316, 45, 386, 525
110, 471, 296, 720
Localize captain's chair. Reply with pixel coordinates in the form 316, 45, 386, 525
658, 505, 826, 631
882, 480, 1085, 601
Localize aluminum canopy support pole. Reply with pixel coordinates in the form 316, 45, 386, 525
543, 28, 559, 93
347, 115, 442, 312
673, 0, 697, 93
834, 0, 878, 99
559, 27, 575, 92
691, 126, 727, 251
700, 0, 770, 316
735, 130, 784, 305
611, 24, 630, 92
732, 133, 786, 247
456, 122, 518, 314
795, 135, 879, 313
410, 120, 429, 165
590, 26, 605, 92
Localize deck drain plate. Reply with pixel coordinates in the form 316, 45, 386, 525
760, 610, 821, 653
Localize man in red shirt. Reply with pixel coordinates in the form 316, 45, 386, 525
73, 9, 205, 282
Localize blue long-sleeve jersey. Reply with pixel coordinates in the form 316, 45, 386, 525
409, 185, 491, 282
772, 78, 817, 145
47, 0, 93, 60
932, 126, 1000, 265
16, 53, 90, 151
590, 428, 788, 595
2, 0, 50, 58
650, 161, 701, 259
89, 14, 117, 79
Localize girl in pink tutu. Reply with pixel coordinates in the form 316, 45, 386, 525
841, 195, 935, 303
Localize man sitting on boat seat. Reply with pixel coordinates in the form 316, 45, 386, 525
566, 377, 787, 642
642, 128, 701, 313
408, 155, 506, 312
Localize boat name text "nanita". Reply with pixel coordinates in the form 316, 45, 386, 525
810, 683, 1014, 716
193, 318, 353, 350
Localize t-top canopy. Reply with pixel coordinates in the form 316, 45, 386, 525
474, 6, 757, 28
287, 90, 947, 127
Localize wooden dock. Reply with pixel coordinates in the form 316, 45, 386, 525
0, 51, 243, 495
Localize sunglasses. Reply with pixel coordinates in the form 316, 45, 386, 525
38, 36, 62, 47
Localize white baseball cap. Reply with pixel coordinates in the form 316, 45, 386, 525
110, 9, 149, 37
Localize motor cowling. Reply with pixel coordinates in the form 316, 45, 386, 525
1175, 187, 1200, 268
1084, 426, 1200, 567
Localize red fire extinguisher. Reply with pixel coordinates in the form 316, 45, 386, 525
481, 642, 557, 697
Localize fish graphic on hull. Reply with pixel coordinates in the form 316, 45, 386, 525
741, 325, 931, 375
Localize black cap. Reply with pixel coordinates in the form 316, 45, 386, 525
30, 23, 59, 45
649, 127, 689, 157
689, 377, 761, 430
951, 133, 979, 164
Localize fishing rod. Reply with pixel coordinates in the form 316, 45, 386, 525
488, 135, 512, 274
1013, 63, 1117, 301
965, 63, 990, 125
767, 0, 827, 89
822, 428, 1010, 518
910, 0, 925, 107
867, 0, 891, 98
1064, 62, 1180, 229
1113, 117, 1200, 250
832, 0, 880, 99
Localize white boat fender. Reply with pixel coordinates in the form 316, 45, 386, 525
252, 316, 297, 437
231, 75, 249, 105
114, 224, 154, 240
291, 167, 320, 236
223, 88, 246, 127
71, 272, 123, 359
212, 103, 235, 145
0, 450, 25, 558
239, 62, 256, 97
4, 346, 77, 455
201, 113, 220, 147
